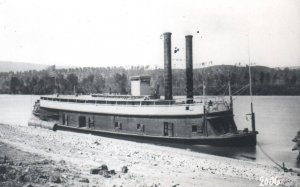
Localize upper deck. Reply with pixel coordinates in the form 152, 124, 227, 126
39, 94, 230, 116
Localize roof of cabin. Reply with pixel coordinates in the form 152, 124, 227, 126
130, 75, 151, 81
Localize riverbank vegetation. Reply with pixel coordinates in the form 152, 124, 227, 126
0, 65, 299, 95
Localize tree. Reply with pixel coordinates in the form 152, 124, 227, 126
259, 71, 265, 84
10, 76, 20, 94
265, 72, 271, 84
283, 68, 290, 85
114, 73, 128, 94
290, 74, 297, 85
93, 75, 105, 93
230, 72, 237, 86
272, 73, 278, 84
67, 73, 78, 91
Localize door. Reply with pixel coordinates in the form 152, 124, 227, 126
62, 114, 68, 126
88, 117, 95, 129
79, 116, 86, 127
163, 122, 174, 137
164, 122, 168, 136
62, 114, 65, 125
168, 123, 174, 137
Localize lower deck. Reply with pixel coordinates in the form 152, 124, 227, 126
40, 107, 237, 138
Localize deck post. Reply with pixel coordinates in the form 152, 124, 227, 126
228, 81, 233, 112
251, 102, 256, 132
203, 105, 208, 136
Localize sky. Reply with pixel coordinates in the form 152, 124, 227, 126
0, 0, 299, 68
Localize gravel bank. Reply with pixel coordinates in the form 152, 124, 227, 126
0, 123, 299, 187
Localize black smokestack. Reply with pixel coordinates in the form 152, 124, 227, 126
163, 32, 173, 100
185, 35, 193, 103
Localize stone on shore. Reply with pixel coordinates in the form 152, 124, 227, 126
50, 175, 61, 183
121, 166, 128, 173
90, 168, 100, 174
78, 177, 89, 183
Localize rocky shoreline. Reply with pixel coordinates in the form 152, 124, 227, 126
0, 123, 299, 187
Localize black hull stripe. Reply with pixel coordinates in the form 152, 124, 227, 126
57, 125, 257, 147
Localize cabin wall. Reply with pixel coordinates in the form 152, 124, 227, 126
50, 108, 237, 137
140, 82, 151, 96
56, 110, 203, 137
94, 115, 114, 130
131, 80, 141, 96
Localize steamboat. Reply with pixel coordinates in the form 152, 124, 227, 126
29, 33, 258, 146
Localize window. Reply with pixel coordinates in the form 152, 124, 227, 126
137, 124, 144, 132
114, 122, 122, 130
66, 115, 69, 126
192, 125, 197, 132
163, 122, 168, 136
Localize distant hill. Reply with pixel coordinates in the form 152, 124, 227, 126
275, 66, 300, 70
287, 66, 300, 70
0, 61, 48, 72
0, 64, 299, 95
0, 61, 77, 72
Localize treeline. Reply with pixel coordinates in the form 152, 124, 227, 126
0, 65, 299, 95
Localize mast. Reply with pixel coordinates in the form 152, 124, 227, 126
202, 64, 208, 136
203, 81, 207, 136
54, 76, 57, 95
228, 81, 233, 111
248, 35, 256, 132
74, 85, 77, 96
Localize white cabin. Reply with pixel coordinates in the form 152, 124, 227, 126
130, 76, 151, 96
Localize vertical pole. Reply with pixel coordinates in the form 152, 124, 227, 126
228, 81, 233, 111
55, 76, 57, 95
248, 35, 256, 132
203, 105, 207, 136
251, 102, 256, 132
202, 66, 207, 136
202, 65, 207, 136
203, 66, 205, 105
248, 62, 253, 103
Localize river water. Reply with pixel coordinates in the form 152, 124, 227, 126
0, 95, 299, 168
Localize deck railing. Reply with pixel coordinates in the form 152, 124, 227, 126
40, 96, 227, 107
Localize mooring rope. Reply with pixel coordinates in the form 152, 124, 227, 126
232, 84, 249, 95
231, 84, 250, 101
257, 142, 285, 170
222, 85, 228, 96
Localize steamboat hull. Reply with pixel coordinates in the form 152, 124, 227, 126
32, 96, 258, 147
31, 95, 258, 147
56, 124, 257, 147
